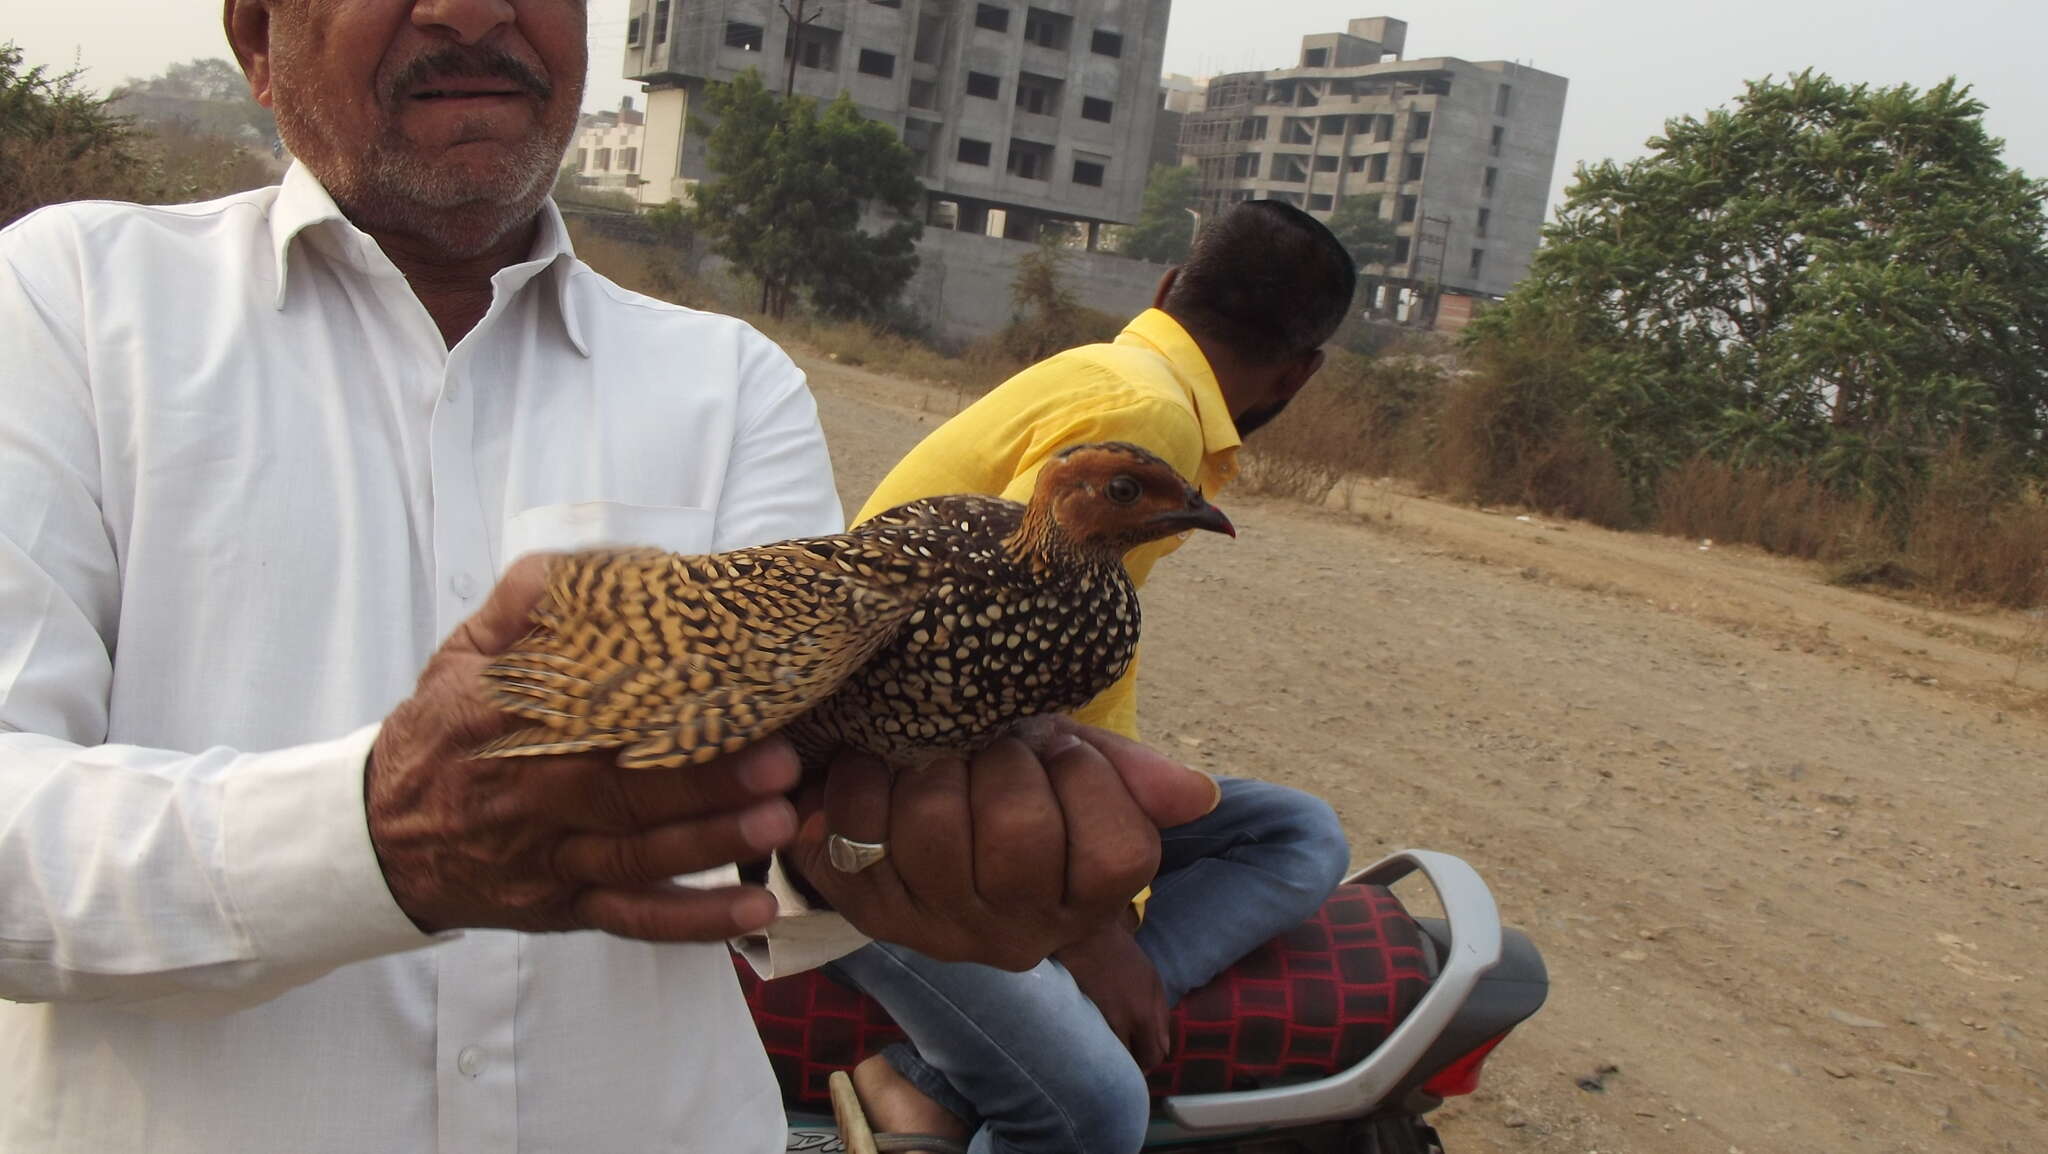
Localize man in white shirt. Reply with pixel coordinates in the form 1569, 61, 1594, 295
0, 2, 1217, 1151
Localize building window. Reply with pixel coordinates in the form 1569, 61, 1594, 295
1399, 194, 1418, 223
965, 71, 1000, 99
575, 147, 588, 171
974, 3, 1010, 32
1233, 152, 1260, 178
1394, 236, 1412, 263
1490, 125, 1506, 157
620, 147, 637, 171
1007, 138, 1054, 180
909, 78, 938, 108
786, 27, 838, 70
957, 137, 992, 166
1404, 152, 1424, 181
1309, 193, 1333, 211
626, 16, 643, 46
1080, 96, 1113, 123
1368, 153, 1388, 182
1495, 84, 1514, 117
653, 0, 669, 43
1303, 47, 1328, 68
596, 147, 613, 171
858, 49, 896, 78
1241, 116, 1267, 140
1476, 208, 1491, 237
1091, 30, 1122, 57
1374, 114, 1394, 142
1469, 247, 1486, 277
1024, 7, 1071, 50
1314, 154, 1339, 172
1016, 72, 1062, 115
1272, 155, 1309, 184
1483, 166, 1499, 198
724, 22, 763, 51
1347, 154, 1365, 173
1072, 157, 1106, 186
914, 14, 944, 61
1409, 111, 1431, 140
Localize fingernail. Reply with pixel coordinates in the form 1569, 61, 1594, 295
1201, 772, 1223, 815
740, 800, 797, 850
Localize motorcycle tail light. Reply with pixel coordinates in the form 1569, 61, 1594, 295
1420, 1033, 1507, 1098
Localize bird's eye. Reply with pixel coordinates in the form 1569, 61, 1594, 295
1105, 476, 1142, 505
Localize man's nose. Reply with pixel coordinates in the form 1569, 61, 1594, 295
411, 0, 518, 45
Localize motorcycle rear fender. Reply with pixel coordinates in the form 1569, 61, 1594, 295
1156, 850, 1513, 1135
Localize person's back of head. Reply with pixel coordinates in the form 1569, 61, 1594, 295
1161, 201, 1356, 365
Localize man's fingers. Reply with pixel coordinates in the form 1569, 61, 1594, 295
821, 748, 894, 843
888, 754, 976, 913
968, 739, 1065, 913
454, 552, 556, 657
1066, 722, 1220, 829
567, 738, 801, 832
1044, 739, 1162, 914
552, 798, 796, 885
573, 883, 780, 942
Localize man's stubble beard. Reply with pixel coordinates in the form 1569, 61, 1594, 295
271, 53, 578, 257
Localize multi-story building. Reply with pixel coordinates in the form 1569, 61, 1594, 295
566, 97, 650, 197
619, 0, 1170, 242
1181, 17, 1566, 317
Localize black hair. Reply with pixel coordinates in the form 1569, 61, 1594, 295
1161, 199, 1357, 364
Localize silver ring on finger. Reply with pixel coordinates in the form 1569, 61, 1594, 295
826, 833, 889, 874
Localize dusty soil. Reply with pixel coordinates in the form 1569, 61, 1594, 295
794, 348, 2048, 1154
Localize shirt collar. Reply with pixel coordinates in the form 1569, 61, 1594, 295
1114, 308, 1242, 476
267, 161, 590, 357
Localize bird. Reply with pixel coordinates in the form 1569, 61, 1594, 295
475, 442, 1236, 771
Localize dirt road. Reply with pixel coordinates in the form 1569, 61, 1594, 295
795, 349, 2048, 1154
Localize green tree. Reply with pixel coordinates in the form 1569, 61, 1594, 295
1326, 194, 1398, 270
692, 70, 923, 319
1117, 164, 1198, 263
1, 42, 140, 227
1469, 71, 2048, 506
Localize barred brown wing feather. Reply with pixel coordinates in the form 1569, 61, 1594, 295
478, 544, 929, 768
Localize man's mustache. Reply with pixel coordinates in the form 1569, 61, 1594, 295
385, 47, 553, 104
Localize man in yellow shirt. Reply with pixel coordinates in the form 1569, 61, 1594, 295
827, 201, 1357, 1154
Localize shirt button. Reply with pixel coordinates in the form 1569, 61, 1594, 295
451, 572, 479, 600
456, 1045, 486, 1078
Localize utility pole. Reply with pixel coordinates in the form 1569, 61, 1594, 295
778, 0, 822, 98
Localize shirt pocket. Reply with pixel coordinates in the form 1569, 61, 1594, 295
499, 501, 715, 576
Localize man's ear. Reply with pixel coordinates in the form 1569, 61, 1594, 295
1151, 267, 1178, 310
224, 0, 277, 109
1274, 348, 1326, 401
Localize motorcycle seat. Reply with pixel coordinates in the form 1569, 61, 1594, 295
736, 883, 1432, 1116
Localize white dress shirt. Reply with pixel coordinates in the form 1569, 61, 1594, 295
0, 163, 858, 1152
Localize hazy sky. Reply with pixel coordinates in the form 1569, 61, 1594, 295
14, 0, 2048, 212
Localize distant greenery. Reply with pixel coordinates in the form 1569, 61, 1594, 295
1467, 71, 2048, 510
1326, 194, 1398, 271
1114, 164, 1198, 264
692, 69, 923, 319
2, 44, 277, 227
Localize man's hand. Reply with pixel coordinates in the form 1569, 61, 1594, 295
787, 718, 1219, 972
1057, 924, 1172, 1070
365, 555, 799, 941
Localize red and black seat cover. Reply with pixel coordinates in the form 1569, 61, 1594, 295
735, 883, 1432, 1115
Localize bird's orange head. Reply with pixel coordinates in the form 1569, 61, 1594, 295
1026, 442, 1235, 555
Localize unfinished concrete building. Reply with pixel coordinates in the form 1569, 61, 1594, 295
620, 0, 1171, 242
1181, 17, 1567, 322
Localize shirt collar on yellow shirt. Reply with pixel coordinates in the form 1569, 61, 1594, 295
1113, 308, 1241, 492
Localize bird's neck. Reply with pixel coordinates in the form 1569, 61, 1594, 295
1004, 505, 1128, 573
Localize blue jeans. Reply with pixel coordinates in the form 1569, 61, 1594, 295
825, 778, 1350, 1154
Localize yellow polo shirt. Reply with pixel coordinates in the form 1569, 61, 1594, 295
855, 308, 1242, 740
